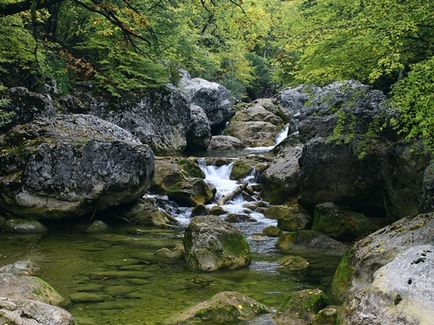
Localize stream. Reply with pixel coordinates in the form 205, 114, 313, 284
0, 124, 341, 324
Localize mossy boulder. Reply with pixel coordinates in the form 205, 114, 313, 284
230, 160, 252, 180
184, 216, 251, 272
273, 288, 328, 325
0, 273, 64, 306
276, 230, 346, 254
333, 212, 434, 322
312, 202, 377, 241
263, 204, 311, 231
162, 291, 271, 324
116, 198, 178, 228
151, 158, 215, 206
84, 220, 108, 234
2, 218, 47, 234
278, 255, 310, 271
0, 114, 154, 219
262, 225, 282, 237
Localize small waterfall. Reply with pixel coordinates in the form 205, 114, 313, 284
197, 158, 238, 199
246, 123, 290, 152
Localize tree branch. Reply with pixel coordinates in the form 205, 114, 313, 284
0, 0, 65, 17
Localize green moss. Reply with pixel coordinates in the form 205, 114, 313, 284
177, 159, 205, 179
331, 250, 354, 303
230, 160, 252, 180
222, 232, 250, 258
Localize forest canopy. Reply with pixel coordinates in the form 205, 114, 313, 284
0, 0, 433, 149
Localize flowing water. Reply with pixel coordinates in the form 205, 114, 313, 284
0, 124, 341, 324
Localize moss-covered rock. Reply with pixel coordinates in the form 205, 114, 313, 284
184, 216, 251, 272
162, 291, 271, 324
151, 158, 215, 206
262, 225, 282, 237
274, 288, 328, 325
116, 198, 178, 228
330, 250, 354, 303
264, 204, 311, 231
312, 202, 377, 241
276, 230, 346, 254
230, 160, 252, 180
84, 220, 108, 234
0, 273, 64, 306
278, 255, 310, 271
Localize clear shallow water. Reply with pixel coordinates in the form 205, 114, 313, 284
0, 228, 340, 325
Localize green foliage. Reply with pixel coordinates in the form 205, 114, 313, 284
391, 57, 434, 151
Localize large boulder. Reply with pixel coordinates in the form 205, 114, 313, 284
0, 114, 154, 219
207, 135, 245, 151
0, 87, 55, 132
186, 104, 212, 151
90, 86, 191, 154
0, 261, 64, 306
224, 121, 279, 147
331, 212, 434, 302
224, 101, 284, 147
162, 291, 270, 324
274, 84, 321, 120
261, 145, 303, 203
179, 73, 233, 132
151, 158, 215, 207
0, 297, 75, 325
341, 245, 434, 325
299, 137, 429, 218
184, 216, 251, 271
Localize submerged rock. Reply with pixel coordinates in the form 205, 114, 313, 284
179, 74, 233, 132
2, 218, 47, 234
85, 220, 108, 234
208, 135, 246, 151
276, 230, 346, 254
0, 114, 154, 219
0, 261, 38, 276
184, 216, 251, 272
0, 297, 75, 325
278, 255, 309, 271
163, 291, 270, 324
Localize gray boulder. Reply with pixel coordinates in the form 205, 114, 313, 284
0, 114, 154, 219
341, 246, 434, 325
91, 86, 191, 154
331, 212, 434, 303
179, 74, 233, 132
1, 87, 55, 132
186, 104, 212, 151
184, 216, 251, 271
208, 135, 245, 151
261, 145, 303, 204
2, 219, 47, 234
275, 84, 320, 119
0, 297, 75, 325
